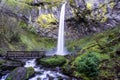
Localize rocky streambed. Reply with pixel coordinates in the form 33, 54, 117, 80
0, 58, 77, 80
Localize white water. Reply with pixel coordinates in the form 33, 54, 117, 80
56, 2, 68, 55
0, 74, 8, 80
1, 59, 76, 80
25, 59, 70, 80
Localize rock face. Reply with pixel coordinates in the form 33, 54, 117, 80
0, 0, 120, 39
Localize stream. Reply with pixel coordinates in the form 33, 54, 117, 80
0, 59, 77, 80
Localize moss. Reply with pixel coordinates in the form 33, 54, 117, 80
0, 59, 5, 66
64, 26, 120, 79
67, 26, 120, 54
0, 48, 5, 55
6, 0, 32, 14
6, 67, 34, 80
99, 70, 115, 79
19, 21, 37, 34
37, 14, 57, 28
26, 67, 34, 79
86, 2, 92, 10
38, 56, 67, 67
6, 77, 12, 80
20, 31, 56, 50
109, 2, 115, 9
44, 0, 65, 3
20, 0, 33, 4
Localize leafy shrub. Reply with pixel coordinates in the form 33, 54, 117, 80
75, 52, 100, 77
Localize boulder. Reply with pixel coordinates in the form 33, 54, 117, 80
37, 56, 67, 68
6, 67, 34, 80
0, 59, 24, 76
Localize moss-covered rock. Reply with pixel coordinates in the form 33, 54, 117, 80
37, 14, 57, 28
6, 67, 34, 80
26, 67, 35, 79
38, 56, 67, 67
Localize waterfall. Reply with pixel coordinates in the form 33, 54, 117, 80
55, 2, 67, 55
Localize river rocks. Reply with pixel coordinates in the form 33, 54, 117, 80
0, 59, 24, 76
6, 67, 34, 80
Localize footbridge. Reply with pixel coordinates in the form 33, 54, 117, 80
5, 51, 45, 59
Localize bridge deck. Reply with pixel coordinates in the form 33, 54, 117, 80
5, 51, 45, 59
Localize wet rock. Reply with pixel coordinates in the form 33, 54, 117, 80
6, 67, 34, 80
118, 72, 120, 78
116, 48, 120, 55
0, 58, 24, 76
6, 67, 26, 80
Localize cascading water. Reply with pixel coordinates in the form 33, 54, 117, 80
0, 74, 9, 80
1, 59, 72, 80
24, 59, 72, 80
55, 2, 68, 55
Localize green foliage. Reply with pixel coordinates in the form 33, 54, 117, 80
19, 22, 37, 34
75, 52, 100, 77
19, 21, 28, 29
26, 67, 34, 79
0, 48, 5, 55
39, 56, 66, 67
67, 26, 120, 54
20, 32, 56, 50
7, 0, 32, 14
9, 32, 20, 43
20, 0, 33, 4
0, 59, 5, 66
6, 67, 34, 80
6, 77, 12, 80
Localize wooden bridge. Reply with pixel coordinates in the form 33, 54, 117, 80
5, 51, 45, 59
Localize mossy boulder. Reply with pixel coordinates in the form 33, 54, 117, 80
26, 67, 35, 79
0, 59, 24, 76
6, 67, 34, 80
37, 56, 67, 67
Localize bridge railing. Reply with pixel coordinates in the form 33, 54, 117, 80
5, 51, 45, 59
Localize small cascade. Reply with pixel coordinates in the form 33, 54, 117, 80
0, 59, 77, 80
24, 59, 36, 68
28, 15, 32, 24
55, 2, 68, 55
25, 59, 74, 80
38, 7, 41, 16
0, 74, 9, 80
